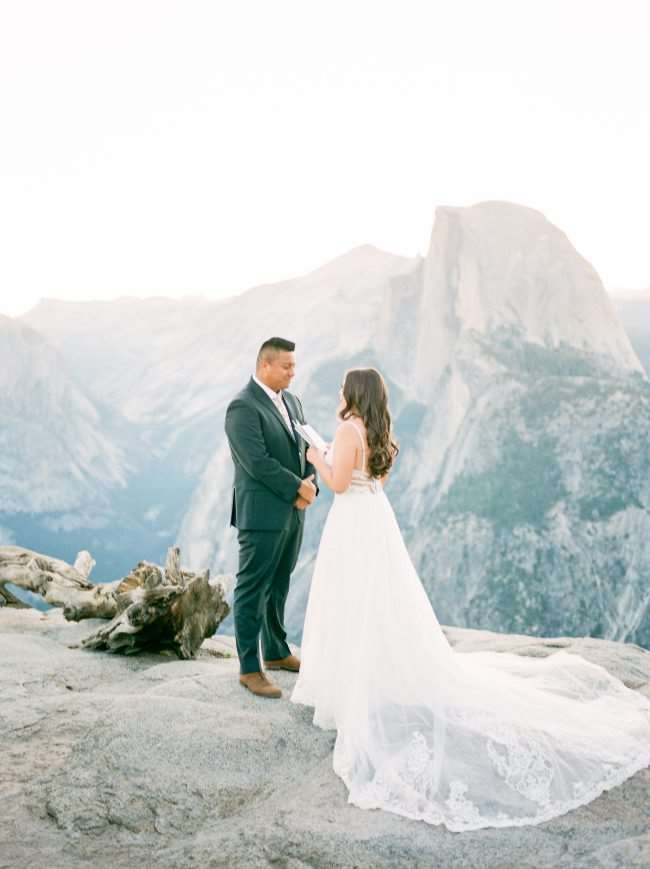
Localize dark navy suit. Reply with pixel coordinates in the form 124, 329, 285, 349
224, 377, 316, 673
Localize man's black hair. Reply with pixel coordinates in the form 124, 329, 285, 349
257, 337, 296, 365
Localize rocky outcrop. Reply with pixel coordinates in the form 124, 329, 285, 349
1, 609, 649, 869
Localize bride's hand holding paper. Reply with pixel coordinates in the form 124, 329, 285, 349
306, 444, 329, 466
292, 418, 330, 467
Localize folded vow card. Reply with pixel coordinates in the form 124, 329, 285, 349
292, 421, 329, 453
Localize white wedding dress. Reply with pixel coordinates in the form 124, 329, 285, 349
290, 421, 650, 831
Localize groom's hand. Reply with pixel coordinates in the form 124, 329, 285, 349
293, 495, 310, 510
298, 474, 317, 504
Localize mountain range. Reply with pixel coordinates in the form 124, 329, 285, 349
3, 201, 650, 647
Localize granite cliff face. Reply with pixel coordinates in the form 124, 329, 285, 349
384, 202, 641, 398
7, 201, 650, 647
0, 315, 128, 515
2, 608, 649, 869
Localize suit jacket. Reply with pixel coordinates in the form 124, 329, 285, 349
224, 377, 317, 531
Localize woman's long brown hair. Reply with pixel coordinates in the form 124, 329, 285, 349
339, 368, 399, 478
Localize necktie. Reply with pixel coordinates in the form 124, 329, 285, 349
273, 392, 295, 440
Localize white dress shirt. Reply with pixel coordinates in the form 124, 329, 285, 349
253, 374, 295, 440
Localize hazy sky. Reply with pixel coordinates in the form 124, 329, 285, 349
1, 0, 649, 317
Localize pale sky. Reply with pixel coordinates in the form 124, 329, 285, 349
1, 0, 649, 317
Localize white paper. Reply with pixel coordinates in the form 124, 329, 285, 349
292, 421, 329, 453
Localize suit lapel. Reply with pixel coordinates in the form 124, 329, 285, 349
248, 378, 300, 453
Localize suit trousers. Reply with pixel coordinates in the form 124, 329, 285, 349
234, 509, 304, 674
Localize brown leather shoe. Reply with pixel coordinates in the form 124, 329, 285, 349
263, 653, 301, 672
239, 671, 282, 699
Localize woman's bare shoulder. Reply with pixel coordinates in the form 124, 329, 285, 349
334, 420, 359, 441
336, 417, 367, 438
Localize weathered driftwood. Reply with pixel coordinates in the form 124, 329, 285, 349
0, 545, 119, 618
0, 545, 231, 658
80, 548, 231, 658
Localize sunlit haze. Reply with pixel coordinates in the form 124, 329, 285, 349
1, 0, 649, 317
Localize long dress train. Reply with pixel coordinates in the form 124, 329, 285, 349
290, 424, 650, 831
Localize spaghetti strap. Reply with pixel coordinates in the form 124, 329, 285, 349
341, 419, 366, 471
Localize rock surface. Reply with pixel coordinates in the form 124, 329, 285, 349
2, 609, 649, 869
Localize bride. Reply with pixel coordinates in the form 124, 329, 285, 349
290, 367, 650, 832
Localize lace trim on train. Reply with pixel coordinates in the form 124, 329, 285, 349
339, 709, 650, 830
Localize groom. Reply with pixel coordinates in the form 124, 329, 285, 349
224, 337, 318, 699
